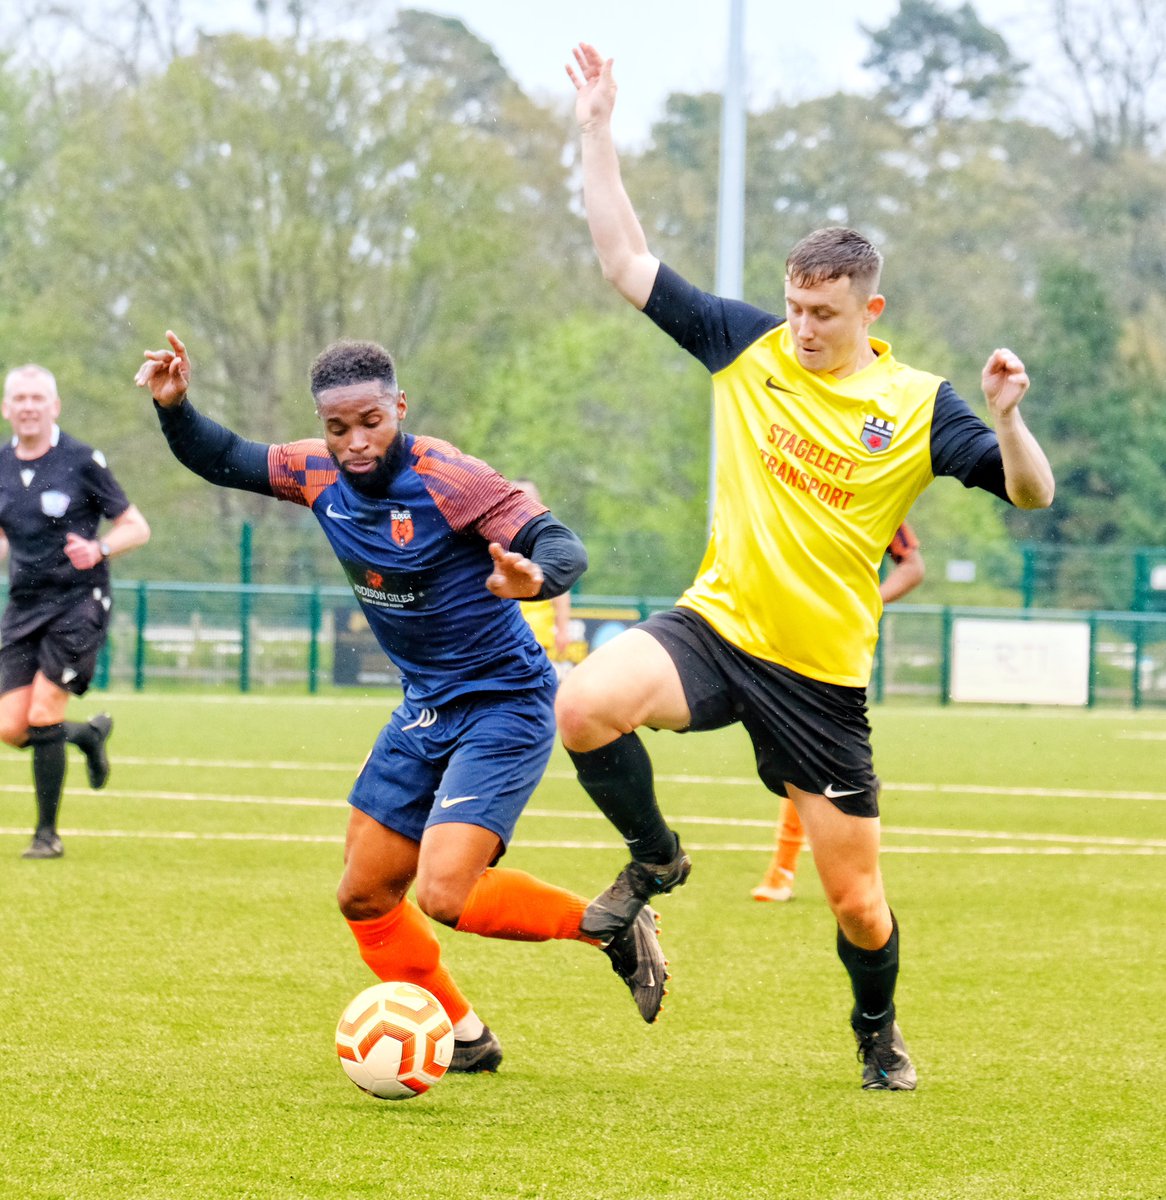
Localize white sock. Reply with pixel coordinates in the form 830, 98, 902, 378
452, 1009, 484, 1041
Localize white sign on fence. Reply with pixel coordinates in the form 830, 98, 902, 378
950, 617, 1091, 706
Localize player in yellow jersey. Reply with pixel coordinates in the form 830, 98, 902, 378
561, 43, 1055, 1090
752, 523, 924, 903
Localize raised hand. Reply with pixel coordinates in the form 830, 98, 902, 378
485, 542, 545, 600
134, 330, 191, 407
981, 348, 1029, 421
566, 42, 616, 127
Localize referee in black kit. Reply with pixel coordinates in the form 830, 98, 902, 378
0, 363, 150, 859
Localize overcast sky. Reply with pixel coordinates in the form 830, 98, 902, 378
193, 0, 1052, 147
395, 0, 1049, 145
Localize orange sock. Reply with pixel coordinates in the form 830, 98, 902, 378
346, 899, 470, 1024
760, 797, 806, 887
455, 867, 588, 942
776, 797, 806, 876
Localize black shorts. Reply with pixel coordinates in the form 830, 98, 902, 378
0, 592, 111, 698
640, 607, 880, 817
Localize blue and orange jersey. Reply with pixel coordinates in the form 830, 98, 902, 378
644, 263, 1008, 686
887, 521, 920, 564
266, 433, 554, 707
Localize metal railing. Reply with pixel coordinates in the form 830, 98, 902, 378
56, 580, 1166, 708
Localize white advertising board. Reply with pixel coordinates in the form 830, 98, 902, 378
950, 618, 1091, 706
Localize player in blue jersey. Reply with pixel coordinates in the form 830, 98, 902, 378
1, 364, 151, 859
562, 43, 1055, 1089
135, 331, 668, 1070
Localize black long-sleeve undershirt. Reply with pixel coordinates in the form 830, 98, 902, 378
155, 397, 586, 599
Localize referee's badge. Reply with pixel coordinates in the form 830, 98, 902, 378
860, 416, 896, 454
40, 490, 71, 517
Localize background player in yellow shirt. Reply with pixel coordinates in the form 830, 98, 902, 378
514, 480, 572, 662
752, 523, 924, 903
562, 42, 1054, 1090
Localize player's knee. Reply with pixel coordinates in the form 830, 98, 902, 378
826, 882, 884, 939
554, 670, 614, 749
413, 877, 466, 928
336, 877, 393, 923
0, 718, 28, 747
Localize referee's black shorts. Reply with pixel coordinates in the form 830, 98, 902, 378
639, 607, 880, 818
0, 590, 111, 698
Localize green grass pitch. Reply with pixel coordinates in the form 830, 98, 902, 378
1, 694, 1164, 1199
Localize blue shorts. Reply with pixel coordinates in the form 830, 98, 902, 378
348, 686, 557, 849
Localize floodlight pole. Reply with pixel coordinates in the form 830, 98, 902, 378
709, 0, 747, 530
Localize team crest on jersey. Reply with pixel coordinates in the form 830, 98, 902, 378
40, 490, 71, 518
860, 416, 896, 454
366, 570, 385, 590
390, 507, 414, 546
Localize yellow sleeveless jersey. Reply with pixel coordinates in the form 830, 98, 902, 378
521, 598, 556, 650
644, 264, 1006, 687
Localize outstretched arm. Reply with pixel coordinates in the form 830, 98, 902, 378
135, 330, 274, 496
567, 43, 660, 309
981, 349, 1055, 510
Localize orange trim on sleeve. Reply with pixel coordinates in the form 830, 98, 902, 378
267, 439, 338, 508
887, 521, 920, 563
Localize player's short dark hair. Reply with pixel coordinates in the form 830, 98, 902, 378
786, 227, 883, 296
309, 340, 399, 397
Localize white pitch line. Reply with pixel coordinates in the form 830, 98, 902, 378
2, 757, 1166, 805
0, 783, 346, 808
2, 785, 1164, 849
1, 784, 1162, 847
1, 827, 1164, 855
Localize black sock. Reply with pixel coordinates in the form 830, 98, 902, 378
837, 912, 900, 1033
567, 733, 678, 863
64, 720, 95, 753
28, 723, 68, 835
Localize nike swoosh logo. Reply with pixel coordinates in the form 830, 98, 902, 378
824, 783, 864, 799
765, 376, 799, 395
324, 503, 353, 520
439, 795, 478, 809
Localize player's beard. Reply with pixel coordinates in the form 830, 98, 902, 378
334, 433, 406, 497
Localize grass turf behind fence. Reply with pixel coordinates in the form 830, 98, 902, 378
1, 695, 1164, 1199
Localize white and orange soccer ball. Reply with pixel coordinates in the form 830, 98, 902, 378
335, 980, 455, 1100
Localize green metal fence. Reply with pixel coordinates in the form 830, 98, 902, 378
35, 580, 1166, 707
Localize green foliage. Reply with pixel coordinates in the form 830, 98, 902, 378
0, 5, 1164, 596
1012, 258, 1163, 552
862, 0, 1026, 123
463, 311, 710, 598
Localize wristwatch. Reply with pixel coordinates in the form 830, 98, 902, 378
99, 540, 112, 559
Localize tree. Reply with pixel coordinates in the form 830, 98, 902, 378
1008, 258, 1163, 558
464, 311, 710, 599
863, 0, 1026, 125
1050, 0, 1166, 156
2, 22, 586, 582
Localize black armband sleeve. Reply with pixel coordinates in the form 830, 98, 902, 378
155, 398, 275, 497
510, 513, 588, 600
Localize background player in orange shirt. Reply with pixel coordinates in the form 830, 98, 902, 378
752, 523, 924, 902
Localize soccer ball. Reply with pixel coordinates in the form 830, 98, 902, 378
335, 980, 455, 1100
